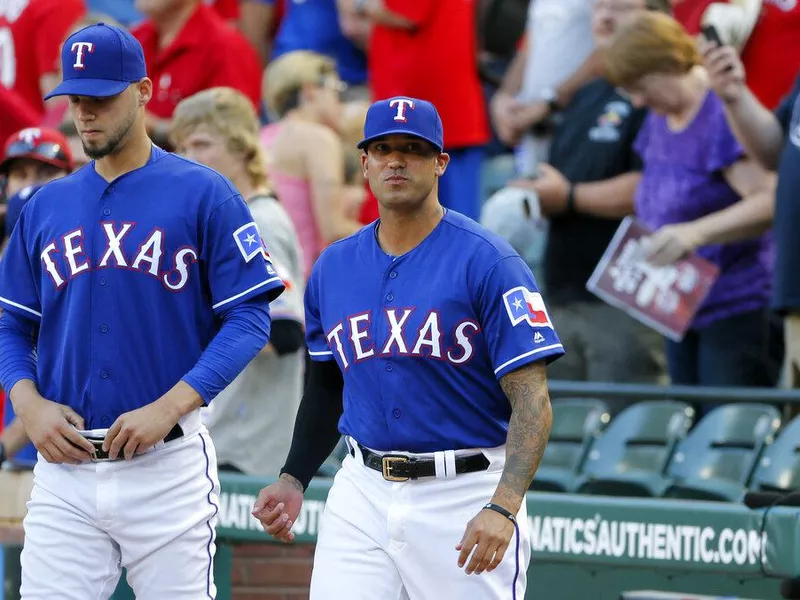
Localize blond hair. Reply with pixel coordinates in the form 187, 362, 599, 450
604, 12, 701, 89
170, 87, 269, 190
263, 50, 338, 117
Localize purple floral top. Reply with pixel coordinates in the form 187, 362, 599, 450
634, 90, 773, 330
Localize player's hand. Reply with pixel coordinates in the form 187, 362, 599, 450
252, 474, 305, 543
699, 39, 746, 105
104, 397, 181, 460
13, 392, 95, 464
456, 507, 516, 575
507, 163, 570, 216
644, 222, 704, 267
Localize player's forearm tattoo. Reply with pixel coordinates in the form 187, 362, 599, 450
496, 362, 553, 510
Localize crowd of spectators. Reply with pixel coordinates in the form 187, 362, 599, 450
1, 0, 800, 475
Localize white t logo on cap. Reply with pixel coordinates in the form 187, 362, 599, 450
18, 128, 42, 145
71, 42, 95, 70
390, 98, 415, 122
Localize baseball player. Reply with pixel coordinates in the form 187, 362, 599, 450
0, 22, 284, 600
253, 97, 565, 599
169, 87, 307, 477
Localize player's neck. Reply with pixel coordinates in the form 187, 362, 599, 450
93, 129, 153, 182
377, 200, 444, 257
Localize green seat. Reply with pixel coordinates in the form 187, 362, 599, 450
747, 413, 800, 493
530, 398, 610, 492
575, 400, 695, 497
664, 403, 782, 502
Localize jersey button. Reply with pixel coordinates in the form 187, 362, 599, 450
393, 409, 401, 419
100, 370, 109, 379
389, 271, 398, 279
100, 324, 108, 333
101, 416, 110, 426
103, 208, 111, 216
385, 363, 393, 372
386, 293, 394, 302
100, 277, 107, 286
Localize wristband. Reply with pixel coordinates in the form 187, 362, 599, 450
482, 502, 517, 523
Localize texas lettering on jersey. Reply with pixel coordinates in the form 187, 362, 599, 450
323, 308, 481, 369
39, 218, 275, 293
39, 221, 199, 292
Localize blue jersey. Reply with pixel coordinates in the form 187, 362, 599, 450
305, 210, 564, 453
0, 146, 284, 429
270, 0, 367, 85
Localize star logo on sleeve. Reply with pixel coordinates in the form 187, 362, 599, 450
502, 287, 553, 329
233, 222, 266, 263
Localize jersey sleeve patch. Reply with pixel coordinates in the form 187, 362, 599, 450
502, 287, 553, 329
233, 222, 268, 263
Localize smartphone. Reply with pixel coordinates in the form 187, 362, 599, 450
701, 24, 724, 47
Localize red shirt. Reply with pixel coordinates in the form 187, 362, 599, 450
368, 0, 489, 149
359, 184, 380, 224
133, 3, 262, 119
0, 86, 41, 149
0, 0, 85, 118
673, 0, 800, 109
207, 0, 239, 20
740, 0, 800, 109
672, 0, 715, 33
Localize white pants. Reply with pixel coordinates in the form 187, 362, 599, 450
310, 439, 530, 600
20, 410, 220, 600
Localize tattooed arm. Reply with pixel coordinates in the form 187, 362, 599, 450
456, 360, 553, 574
492, 360, 553, 511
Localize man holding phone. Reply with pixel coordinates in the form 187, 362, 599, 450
702, 35, 800, 391
501, 0, 670, 401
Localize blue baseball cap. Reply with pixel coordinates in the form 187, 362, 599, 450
357, 96, 444, 152
44, 23, 147, 100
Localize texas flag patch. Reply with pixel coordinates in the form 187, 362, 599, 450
503, 286, 553, 328
233, 222, 267, 263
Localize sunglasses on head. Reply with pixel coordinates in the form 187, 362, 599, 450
5, 141, 69, 164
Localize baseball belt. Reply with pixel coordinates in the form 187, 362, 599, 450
354, 445, 490, 482
89, 423, 185, 461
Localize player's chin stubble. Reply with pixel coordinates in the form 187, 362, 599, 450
82, 108, 138, 159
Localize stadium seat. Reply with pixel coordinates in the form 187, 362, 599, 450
746, 413, 800, 494
530, 398, 610, 492
574, 400, 695, 497
663, 403, 782, 502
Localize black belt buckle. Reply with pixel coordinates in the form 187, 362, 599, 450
381, 454, 410, 482
82, 424, 183, 462
85, 436, 114, 462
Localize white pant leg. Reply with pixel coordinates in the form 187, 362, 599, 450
21, 460, 122, 600
108, 426, 220, 600
310, 454, 408, 600
390, 446, 531, 600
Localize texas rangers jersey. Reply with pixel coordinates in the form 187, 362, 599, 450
0, 146, 285, 429
305, 209, 564, 453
